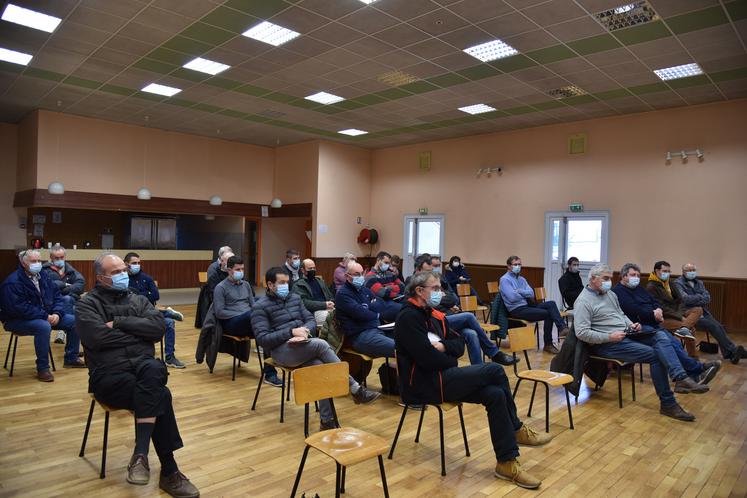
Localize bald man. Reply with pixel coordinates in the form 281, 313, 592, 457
292, 258, 335, 327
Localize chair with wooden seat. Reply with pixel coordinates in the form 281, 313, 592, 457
290, 362, 391, 498
251, 357, 297, 423
198, 271, 207, 284
340, 348, 374, 387
79, 394, 134, 479
507, 325, 574, 432
487, 281, 500, 300
221, 334, 262, 381
4, 331, 56, 377
458, 295, 489, 322
588, 355, 638, 409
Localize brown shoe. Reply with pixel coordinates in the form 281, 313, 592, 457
159, 471, 200, 498
63, 358, 86, 368
660, 403, 695, 422
558, 327, 570, 339
543, 344, 560, 354
495, 459, 541, 489
515, 424, 552, 446
126, 453, 150, 485
37, 370, 54, 382
674, 376, 709, 394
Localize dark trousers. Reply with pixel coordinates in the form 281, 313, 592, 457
696, 314, 737, 358
220, 311, 276, 375
441, 363, 521, 462
509, 301, 566, 344
91, 357, 183, 457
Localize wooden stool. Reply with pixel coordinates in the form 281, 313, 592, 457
4, 332, 56, 377
79, 394, 134, 479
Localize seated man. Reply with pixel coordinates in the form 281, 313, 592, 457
76, 253, 199, 497
207, 250, 233, 296
390, 254, 402, 278
333, 252, 356, 291
292, 258, 335, 328
124, 253, 184, 369
206, 245, 233, 282
364, 251, 404, 322
557, 257, 583, 309
646, 261, 702, 343
336, 261, 395, 359
395, 271, 551, 489
0, 249, 84, 380
443, 254, 483, 304
575, 263, 698, 420
500, 255, 569, 354
673, 263, 746, 364
283, 248, 302, 286
614, 263, 720, 388
251, 267, 380, 430
43, 243, 86, 343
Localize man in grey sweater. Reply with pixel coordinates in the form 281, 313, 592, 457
574, 263, 697, 421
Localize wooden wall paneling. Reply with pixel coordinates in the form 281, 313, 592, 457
464, 263, 545, 304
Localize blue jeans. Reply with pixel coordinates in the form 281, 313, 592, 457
378, 300, 402, 323
446, 312, 498, 364
163, 317, 176, 356
509, 301, 566, 344
632, 327, 703, 379
350, 328, 395, 358
220, 311, 253, 337
591, 337, 677, 406
4, 314, 80, 371
60, 294, 76, 315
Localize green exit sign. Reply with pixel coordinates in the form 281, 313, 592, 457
418, 207, 428, 215
569, 203, 584, 213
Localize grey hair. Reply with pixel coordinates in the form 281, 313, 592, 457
342, 252, 356, 264
620, 263, 640, 277
50, 243, 66, 256
18, 249, 41, 263
218, 246, 233, 258
406, 270, 438, 296
94, 252, 118, 275
587, 263, 612, 282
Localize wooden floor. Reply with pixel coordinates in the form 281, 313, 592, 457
1, 305, 746, 498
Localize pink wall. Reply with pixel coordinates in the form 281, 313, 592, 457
0, 123, 26, 249
16, 112, 37, 192
370, 99, 747, 279
274, 141, 318, 205
259, 217, 309, 283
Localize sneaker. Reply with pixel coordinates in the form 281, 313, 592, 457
674, 327, 696, 340
37, 370, 54, 382
63, 358, 86, 368
674, 376, 709, 394
159, 471, 200, 498
319, 419, 339, 431
558, 327, 570, 339
698, 361, 721, 385
165, 355, 186, 369
492, 351, 519, 366
126, 454, 150, 485
515, 424, 552, 446
263, 373, 283, 387
54, 330, 66, 344
166, 307, 184, 322
660, 403, 695, 421
351, 386, 381, 404
494, 459, 541, 489
543, 344, 560, 355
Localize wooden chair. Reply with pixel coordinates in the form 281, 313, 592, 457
251, 357, 297, 423
588, 356, 638, 409
198, 271, 208, 284
507, 325, 574, 432
487, 281, 500, 300
221, 335, 262, 381
290, 362, 391, 498
4, 332, 56, 377
459, 295, 489, 322
534, 287, 571, 319
79, 394, 134, 479
340, 348, 373, 387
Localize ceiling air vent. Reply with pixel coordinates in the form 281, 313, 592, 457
594, 1, 659, 31
548, 85, 586, 99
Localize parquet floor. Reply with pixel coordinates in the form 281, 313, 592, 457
1, 304, 745, 497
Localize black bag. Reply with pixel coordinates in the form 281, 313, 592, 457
698, 341, 718, 354
378, 361, 399, 395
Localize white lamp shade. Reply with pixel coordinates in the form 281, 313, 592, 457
209, 195, 222, 206
48, 182, 65, 195
270, 198, 282, 208
137, 187, 152, 200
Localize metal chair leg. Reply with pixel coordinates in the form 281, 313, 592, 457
414, 406, 426, 442
565, 387, 574, 430
304, 403, 310, 438
3, 334, 12, 369
378, 455, 390, 498
457, 404, 470, 456
79, 399, 95, 457
101, 411, 110, 479
617, 366, 623, 408
251, 369, 263, 411
160, 339, 164, 362
335, 463, 342, 498
290, 445, 310, 498
544, 383, 550, 433
631, 364, 636, 401
639, 363, 643, 382
287, 371, 292, 401
437, 406, 446, 476
9, 335, 18, 377
528, 382, 538, 417
49, 347, 56, 372
512, 378, 523, 399
232, 355, 237, 382
388, 405, 408, 459
523, 350, 532, 370
340, 466, 346, 494
280, 370, 286, 423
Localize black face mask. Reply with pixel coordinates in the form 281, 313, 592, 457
306, 270, 316, 280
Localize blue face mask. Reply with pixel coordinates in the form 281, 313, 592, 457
511, 265, 521, 274
53, 259, 65, 269
129, 264, 141, 274
351, 275, 365, 289
600, 280, 612, 292
627, 276, 640, 288
275, 283, 289, 298
28, 262, 42, 274
685, 271, 697, 280
432, 266, 441, 274
380, 263, 390, 272
659, 272, 670, 281
428, 290, 444, 307
291, 260, 300, 269
232, 271, 244, 281
110, 272, 130, 291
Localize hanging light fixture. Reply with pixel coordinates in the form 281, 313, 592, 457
270, 198, 282, 208
209, 195, 222, 206
137, 187, 152, 200
47, 182, 64, 194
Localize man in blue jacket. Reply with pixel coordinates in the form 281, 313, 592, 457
43, 244, 86, 344
0, 249, 83, 381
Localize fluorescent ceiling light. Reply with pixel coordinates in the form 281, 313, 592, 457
463, 39, 518, 62
458, 104, 496, 115
242, 21, 300, 47
141, 83, 182, 97
653, 63, 703, 81
358, 0, 379, 3
305, 91, 345, 105
1, 4, 61, 33
0, 47, 33, 65
182, 57, 230, 75
614, 3, 636, 14
338, 128, 368, 136
595, 1, 658, 31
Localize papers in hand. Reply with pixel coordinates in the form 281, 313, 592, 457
427, 332, 441, 343
378, 322, 395, 330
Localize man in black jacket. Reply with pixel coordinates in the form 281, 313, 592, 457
76, 253, 199, 498
395, 271, 551, 489
558, 257, 582, 309
43, 244, 86, 343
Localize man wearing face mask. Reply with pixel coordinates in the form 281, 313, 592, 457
558, 257, 583, 309
395, 271, 551, 489
292, 258, 335, 328
76, 253, 199, 497
672, 263, 746, 364
43, 244, 86, 344
283, 248, 302, 285
364, 251, 404, 322
251, 267, 380, 431
614, 263, 719, 391
0, 249, 84, 380
646, 261, 702, 346
500, 255, 569, 354
574, 264, 695, 421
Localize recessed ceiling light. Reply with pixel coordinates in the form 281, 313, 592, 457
0, 47, 33, 65
654, 63, 704, 81
358, 0, 379, 4
141, 83, 182, 97
458, 104, 496, 115
1, 4, 61, 33
595, 1, 658, 31
305, 91, 345, 105
242, 21, 300, 47
378, 70, 418, 87
547, 85, 587, 99
338, 128, 368, 136
182, 57, 230, 75
463, 39, 518, 62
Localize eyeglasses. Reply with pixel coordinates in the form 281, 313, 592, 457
423, 285, 442, 292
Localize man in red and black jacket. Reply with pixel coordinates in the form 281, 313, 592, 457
364, 251, 404, 322
394, 271, 552, 489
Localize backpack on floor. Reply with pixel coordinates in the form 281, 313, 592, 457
378, 360, 399, 395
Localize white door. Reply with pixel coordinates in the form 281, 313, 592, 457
403, 215, 445, 278
544, 211, 609, 307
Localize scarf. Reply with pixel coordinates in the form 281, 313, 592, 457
648, 271, 671, 297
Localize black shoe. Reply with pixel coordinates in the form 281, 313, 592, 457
737, 345, 747, 359
660, 403, 695, 422
351, 386, 381, 404
492, 351, 519, 366
726, 351, 741, 365
674, 376, 709, 394
319, 419, 339, 431
698, 361, 721, 385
